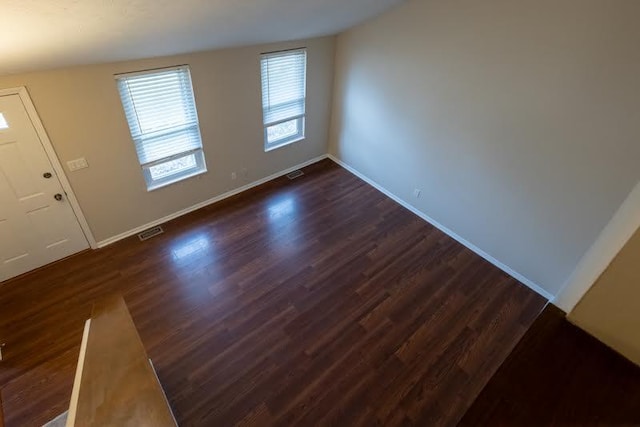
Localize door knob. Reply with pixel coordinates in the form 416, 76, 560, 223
54, 193, 63, 201
43, 172, 52, 179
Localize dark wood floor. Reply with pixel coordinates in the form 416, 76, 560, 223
0, 159, 547, 426
461, 304, 640, 426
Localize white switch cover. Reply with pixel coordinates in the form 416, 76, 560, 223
67, 158, 89, 171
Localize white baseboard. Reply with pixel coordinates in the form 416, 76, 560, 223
554, 179, 640, 312
96, 150, 556, 302
327, 154, 554, 301
96, 155, 328, 248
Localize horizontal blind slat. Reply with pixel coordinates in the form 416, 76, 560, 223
134, 128, 202, 164
261, 49, 307, 126
117, 66, 203, 167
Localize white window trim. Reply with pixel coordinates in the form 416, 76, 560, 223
264, 117, 306, 152
115, 65, 207, 191
143, 149, 207, 191
260, 48, 307, 152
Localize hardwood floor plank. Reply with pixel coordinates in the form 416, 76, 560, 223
0, 346, 78, 427
0, 159, 547, 426
460, 304, 640, 426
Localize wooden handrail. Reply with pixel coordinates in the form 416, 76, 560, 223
67, 296, 177, 426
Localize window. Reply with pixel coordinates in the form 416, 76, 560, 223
0, 113, 8, 129
260, 48, 307, 151
116, 66, 206, 190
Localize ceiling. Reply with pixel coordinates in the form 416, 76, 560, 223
1, 0, 403, 76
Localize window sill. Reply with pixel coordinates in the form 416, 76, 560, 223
265, 136, 306, 153
146, 168, 207, 192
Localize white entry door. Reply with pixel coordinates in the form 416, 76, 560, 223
0, 94, 89, 282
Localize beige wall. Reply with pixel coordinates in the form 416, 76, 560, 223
569, 226, 640, 365
0, 36, 335, 243
329, 0, 640, 296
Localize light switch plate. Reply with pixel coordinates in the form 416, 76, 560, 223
67, 157, 89, 171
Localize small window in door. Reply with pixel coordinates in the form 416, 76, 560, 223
0, 113, 8, 129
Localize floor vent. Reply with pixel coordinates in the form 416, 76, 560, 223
138, 226, 164, 241
286, 170, 305, 180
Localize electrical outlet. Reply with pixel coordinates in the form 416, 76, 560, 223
414, 189, 422, 198
241, 168, 248, 178
231, 172, 237, 180
67, 157, 89, 172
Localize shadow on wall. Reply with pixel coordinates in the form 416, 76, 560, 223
328, 0, 640, 299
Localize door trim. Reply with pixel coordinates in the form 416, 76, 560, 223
0, 86, 97, 248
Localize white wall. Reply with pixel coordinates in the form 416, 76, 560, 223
0, 36, 335, 243
329, 0, 640, 296
569, 224, 640, 366
555, 180, 640, 311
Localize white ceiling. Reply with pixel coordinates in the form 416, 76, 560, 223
1, 0, 403, 76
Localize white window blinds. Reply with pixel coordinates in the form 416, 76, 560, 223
260, 49, 307, 150
116, 66, 206, 190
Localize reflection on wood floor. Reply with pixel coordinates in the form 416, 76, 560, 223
0, 159, 546, 426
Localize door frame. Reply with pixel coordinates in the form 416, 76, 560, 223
0, 86, 97, 248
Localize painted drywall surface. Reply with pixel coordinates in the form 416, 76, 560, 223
329, 0, 640, 296
569, 227, 640, 366
0, 36, 335, 242
3, 0, 399, 75
555, 180, 640, 312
